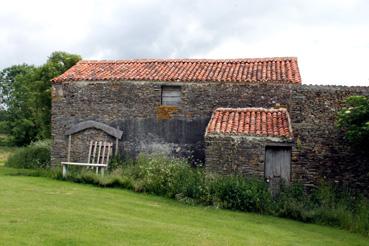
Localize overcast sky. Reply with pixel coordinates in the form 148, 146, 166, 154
1, 0, 369, 85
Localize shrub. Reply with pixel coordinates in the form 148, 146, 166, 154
207, 174, 271, 213
309, 184, 368, 233
128, 155, 207, 200
272, 182, 369, 235
0, 132, 12, 146
108, 155, 130, 171
5, 140, 51, 169
273, 183, 315, 222
336, 95, 369, 152
353, 197, 369, 236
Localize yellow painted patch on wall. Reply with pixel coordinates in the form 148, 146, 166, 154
156, 106, 178, 120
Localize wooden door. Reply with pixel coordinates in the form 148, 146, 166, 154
265, 146, 291, 194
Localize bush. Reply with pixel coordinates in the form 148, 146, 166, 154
5, 140, 51, 169
122, 155, 208, 201
272, 183, 315, 222
308, 185, 369, 235
272, 182, 369, 236
0, 132, 12, 146
353, 197, 369, 236
337, 95, 369, 152
108, 155, 129, 171
207, 174, 271, 213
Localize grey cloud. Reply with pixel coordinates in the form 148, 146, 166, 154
0, 0, 369, 85
80, 0, 277, 58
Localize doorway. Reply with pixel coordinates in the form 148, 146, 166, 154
265, 146, 291, 194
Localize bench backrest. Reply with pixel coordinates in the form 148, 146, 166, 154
87, 141, 113, 165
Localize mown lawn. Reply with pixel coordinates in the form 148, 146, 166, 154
0, 167, 368, 245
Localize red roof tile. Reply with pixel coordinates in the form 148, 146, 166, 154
206, 107, 293, 139
51, 57, 301, 84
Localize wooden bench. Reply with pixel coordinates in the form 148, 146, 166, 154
61, 140, 113, 177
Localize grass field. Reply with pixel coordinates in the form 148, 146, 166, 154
0, 167, 368, 245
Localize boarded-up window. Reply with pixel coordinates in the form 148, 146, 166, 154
161, 86, 181, 106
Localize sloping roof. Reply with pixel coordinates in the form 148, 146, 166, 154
206, 107, 292, 139
51, 57, 301, 84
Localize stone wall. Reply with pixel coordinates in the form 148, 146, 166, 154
68, 128, 115, 163
51, 81, 293, 165
289, 85, 369, 192
51, 81, 369, 193
205, 135, 284, 177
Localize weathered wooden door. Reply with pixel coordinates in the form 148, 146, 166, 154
265, 146, 291, 194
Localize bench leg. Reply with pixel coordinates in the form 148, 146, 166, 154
101, 167, 105, 176
62, 164, 67, 178
96, 167, 99, 175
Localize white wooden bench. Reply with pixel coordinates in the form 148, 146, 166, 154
61, 140, 113, 177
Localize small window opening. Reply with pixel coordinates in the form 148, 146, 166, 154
161, 86, 181, 106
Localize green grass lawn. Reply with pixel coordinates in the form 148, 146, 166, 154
0, 167, 368, 245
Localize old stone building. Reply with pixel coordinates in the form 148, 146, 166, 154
51, 57, 369, 192
205, 107, 293, 190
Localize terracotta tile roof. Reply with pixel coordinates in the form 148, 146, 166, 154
51, 57, 301, 84
206, 107, 293, 139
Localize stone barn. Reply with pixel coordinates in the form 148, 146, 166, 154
205, 107, 293, 190
51, 57, 369, 193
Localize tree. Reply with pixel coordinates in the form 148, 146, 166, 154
0, 51, 81, 145
27, 51, 81, 140
337, 95, 369, 151
0, 64, 34, 109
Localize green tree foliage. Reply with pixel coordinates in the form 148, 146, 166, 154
0, 51, 81, 146
337, 95, 369, 151
0, 64, 33, 108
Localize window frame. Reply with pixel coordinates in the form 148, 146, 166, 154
161, 85, 182, 106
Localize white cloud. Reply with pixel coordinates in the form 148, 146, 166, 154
0, 0, 368, 85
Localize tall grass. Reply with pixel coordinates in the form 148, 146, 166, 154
5, 140, 51, 169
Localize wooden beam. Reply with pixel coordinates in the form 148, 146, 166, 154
115, 137, 118, 155
101, 141, 107, 164
87, 140, 93, 163
62, 164, 67, 177
97, 141, 102, 164
67, 135, 72, 162
92, 141, 98, 164
61, 162, 108, 167
106, 143, 111, 164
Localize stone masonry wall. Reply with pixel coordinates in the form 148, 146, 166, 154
69, 128, 115, 163
52, 81, 293, 165
205, 135, 269, 177
290, 85, 369, 192
52, 81, 369, 193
